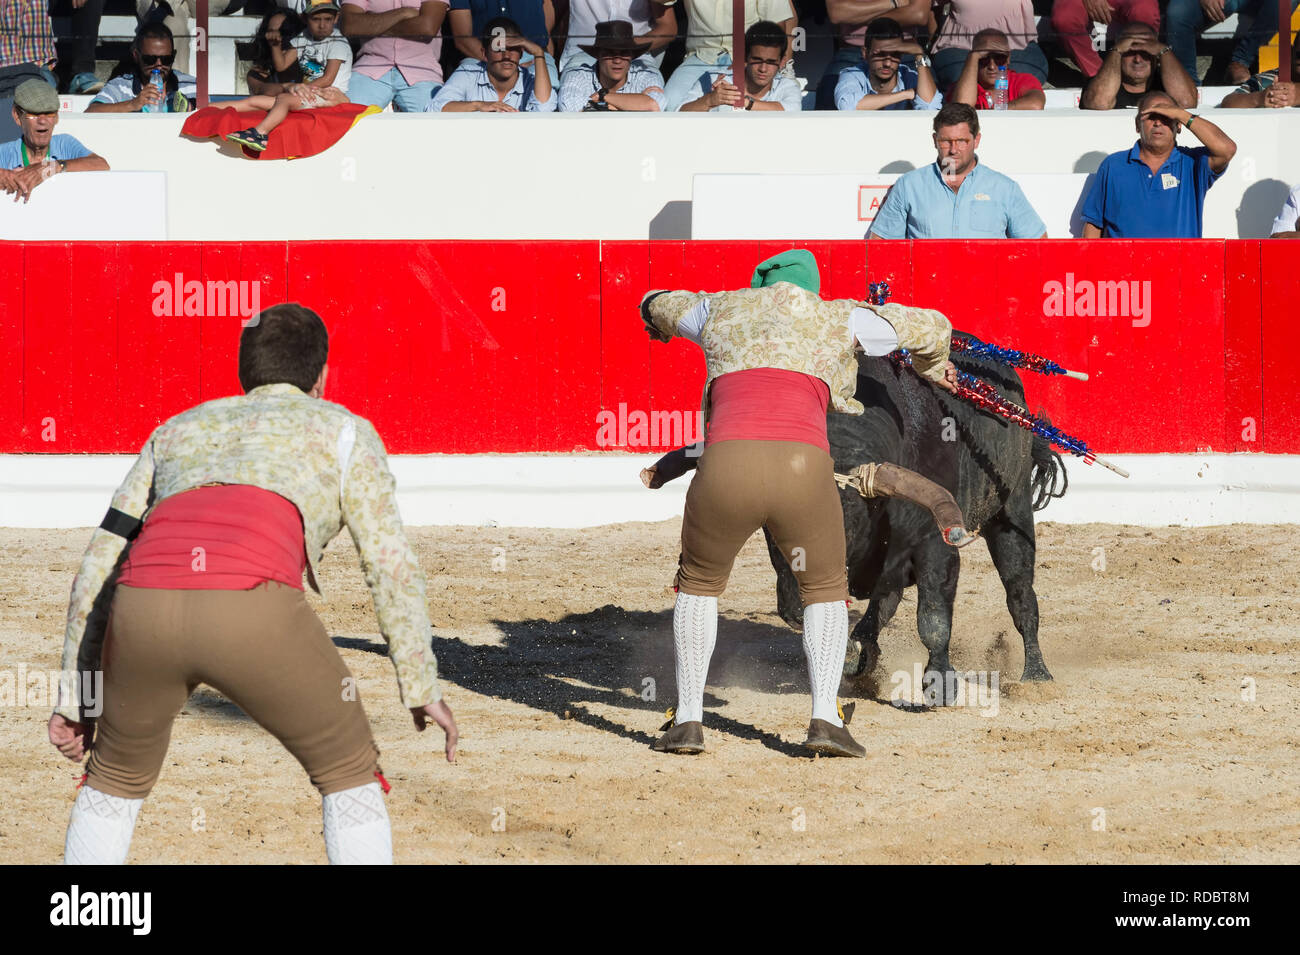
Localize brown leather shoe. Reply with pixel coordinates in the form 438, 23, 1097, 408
803, 718, 866, 758
653, 720, 705, 754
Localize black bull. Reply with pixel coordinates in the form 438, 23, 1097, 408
765, 336, 1067, 698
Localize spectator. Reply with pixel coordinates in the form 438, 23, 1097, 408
1081, 91, 1235, 237
680, 19, 800, 111
1221, 30, 1300, 108
1081, 22, 1195, 110
1167, 0, 1299, 86
929, 0, 1046, 88
52, 0, 108, 94
448, 0, 559, 86
427, 16, 556, 110
0, 78, 108, 203
340, 0, 450, 110
558, 0, 676, 76
0, 0, 57, 89
1270, 183, 1300, 237
245, 8, 306, 95
833, 16, 939, 111
662, 0, 797, 111
136, 1, 235, 77
283, 0, 352, 92
1051, 0, 1159, 79
948, 27, 1043, 109
225, 84, 349, 153
558, 20, 664, 111
818, 0, 930, 110
86, 22, 197, 112
869, 102, 1047, 238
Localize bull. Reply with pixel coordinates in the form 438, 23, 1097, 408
765, 335, 1066, 701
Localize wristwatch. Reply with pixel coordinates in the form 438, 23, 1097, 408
918, 53, 932, 69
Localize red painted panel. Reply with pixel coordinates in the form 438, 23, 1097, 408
1261, 241, 1300, 453
1, 239, 1283, 456
198, 242, 289, 404
1223, 241, 1262, 452
0, 244, 24, 447
115, 243, 205, 451
599, 241, 651, 452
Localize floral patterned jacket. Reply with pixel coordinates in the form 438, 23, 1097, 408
642, 283, 952, 415
56, 383, 441, 721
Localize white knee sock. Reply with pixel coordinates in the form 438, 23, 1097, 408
804, 600, 849, 726
64, 785, 144, 865
672, 592, 718, 724
322, 782, 392, 865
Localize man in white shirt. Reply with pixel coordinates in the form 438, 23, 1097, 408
662, 0, 797, 111
559, 0, 676, 75
86, 22, 196, 112
679, 20, 801, 111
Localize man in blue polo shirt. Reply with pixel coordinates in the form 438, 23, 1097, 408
868, 103, 1046, 239
0, 79, 108, 204
1081, 91, 1235, 239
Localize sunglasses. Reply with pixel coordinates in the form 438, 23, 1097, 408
138, 52, 176, 66
978, 53, 1009, 67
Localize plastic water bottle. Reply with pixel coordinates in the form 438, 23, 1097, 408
142, 68, 165, 113
993, 65, 1009, 111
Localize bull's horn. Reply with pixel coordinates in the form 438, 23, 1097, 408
834, 463, 977, 549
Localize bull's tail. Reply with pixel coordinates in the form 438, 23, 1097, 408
1029, 433, 1068, 512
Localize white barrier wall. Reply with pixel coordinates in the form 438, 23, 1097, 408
37, 110, 1300, 241
0, 172, 166, 240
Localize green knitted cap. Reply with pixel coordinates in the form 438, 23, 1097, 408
750, 249, 821, 294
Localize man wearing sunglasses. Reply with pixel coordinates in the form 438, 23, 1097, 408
86, 22, 196, 113
1081, 91, 1235, 238
0, 78, 108, 204
834, 16, 938, 110
948, 28, 1043, 109
1081, 22, 1195, 110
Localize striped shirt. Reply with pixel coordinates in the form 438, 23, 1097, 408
558, 62, 666, 111
0, 0, 55, 70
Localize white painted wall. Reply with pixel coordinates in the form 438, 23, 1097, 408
4, 453, 1299, 529
38, 110, 1299, 241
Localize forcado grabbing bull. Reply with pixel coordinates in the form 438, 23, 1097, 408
639, 250, 970, 758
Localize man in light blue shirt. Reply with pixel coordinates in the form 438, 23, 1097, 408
869, 102, 1046, 239
427, 16, 556, 112
835, 18, 940, 112
0, 79, 108, 204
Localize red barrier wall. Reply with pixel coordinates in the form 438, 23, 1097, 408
2, 240, 1294, 455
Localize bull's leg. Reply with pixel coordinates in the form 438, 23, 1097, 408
845, 587, 901, 678
915, 542, 961, 705
763, 526, 803, 630
983, 508, 1053, 682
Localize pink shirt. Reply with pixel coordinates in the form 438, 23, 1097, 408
930, 0, 1037, 53
706, 368, 831, 452
118, 485, 307, 591
348, 0, 449, 85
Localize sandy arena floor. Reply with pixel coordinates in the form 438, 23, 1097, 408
1, 521, 1297, 864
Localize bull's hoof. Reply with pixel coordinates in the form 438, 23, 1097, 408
843, 639, 880, 679
1021, 662, 1054, 682
921, 668, 963, 706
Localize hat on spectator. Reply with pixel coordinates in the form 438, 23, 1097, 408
751, 250, 821, 295
579, 20, 652, 58
13, 78, 59, 114
304, 0, 341, 12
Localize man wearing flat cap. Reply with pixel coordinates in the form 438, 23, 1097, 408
0, 79, 108, 203
558, 20, 666, 111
